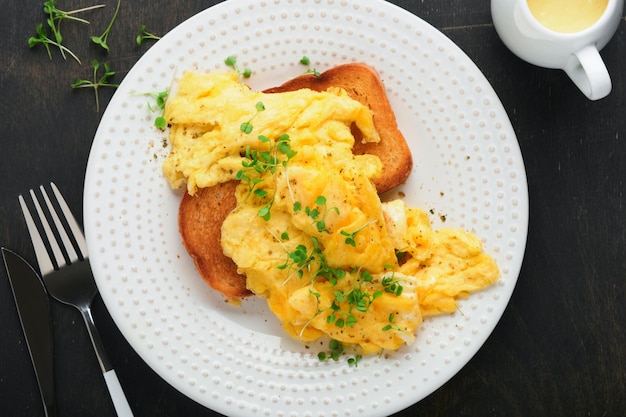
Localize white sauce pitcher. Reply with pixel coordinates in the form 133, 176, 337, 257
491, 0, 623, 100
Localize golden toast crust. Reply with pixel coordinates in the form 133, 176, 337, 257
178, 181, 251, 298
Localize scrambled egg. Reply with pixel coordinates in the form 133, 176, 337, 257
163, 70, 500, 355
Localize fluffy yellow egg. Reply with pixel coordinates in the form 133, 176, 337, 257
162, 71, 380, 195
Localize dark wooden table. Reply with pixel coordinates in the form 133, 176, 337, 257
1, 1, 625, 416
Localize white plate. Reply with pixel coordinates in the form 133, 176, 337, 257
83, 1, 528, 416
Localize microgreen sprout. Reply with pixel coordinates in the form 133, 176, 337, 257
318, 340, 362, 367
28, 0, 105, 63
131, 89, 169, 128
381, 312, 404, 332
382, 313, 396, 332
28, 23, 81, 63
136, 24, 161, 46
348, 354, 363, 367
340, 219, 377, 247
90, 0, 121, 51
240, 101, 265, 134
71, 59, 119, 111
318, 339, 343, 362
278, 235, 346, 285
278, 239, 320, 280
225, 55, 252, 79
236, 133, 296, 221
381, 266, 404, 296
293, 196, 340, 234
300, 55, 320, 77
326, 270, 383, 330
144, 90, 169, 129
43, 0, 104, 26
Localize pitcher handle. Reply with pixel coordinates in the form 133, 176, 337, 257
563, 45, 612, 100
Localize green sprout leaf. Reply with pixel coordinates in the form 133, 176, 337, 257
239, 101, 265, 134
300, 55, 320, 77
225, 55, 252, 79
318, 339, 361, 366
29, 0, 105, 63
136, 24, 161, 46
235, 133, 296, 221
90, 0, 121, 51
71, 59, 119, 111
146, 90, 169, 129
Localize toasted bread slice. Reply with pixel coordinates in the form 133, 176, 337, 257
178, 181, 252, 298
179, 63, 412, 299
264, 63, 412, 193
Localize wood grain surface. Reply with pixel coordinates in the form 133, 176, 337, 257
1, 1, 624, 416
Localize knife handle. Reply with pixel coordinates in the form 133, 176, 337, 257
104, 369, 133, 417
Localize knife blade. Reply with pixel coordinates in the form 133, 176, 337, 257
2, 247, 57, 417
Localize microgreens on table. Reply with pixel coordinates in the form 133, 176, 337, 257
90, 0, 121, 51
71, 59, 119, 112
28, 23, 81, 63
136, 24, 161, 46
28, 0, 105, 63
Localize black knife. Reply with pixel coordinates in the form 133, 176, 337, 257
2, 248, 57, 417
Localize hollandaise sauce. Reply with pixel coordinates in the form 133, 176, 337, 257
527, 0, 608, 33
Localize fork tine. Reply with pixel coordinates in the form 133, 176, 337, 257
40, 184, 80, 264
18, 194, 56, 276
30, 189, 68, 272
50, 182, 88, 259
